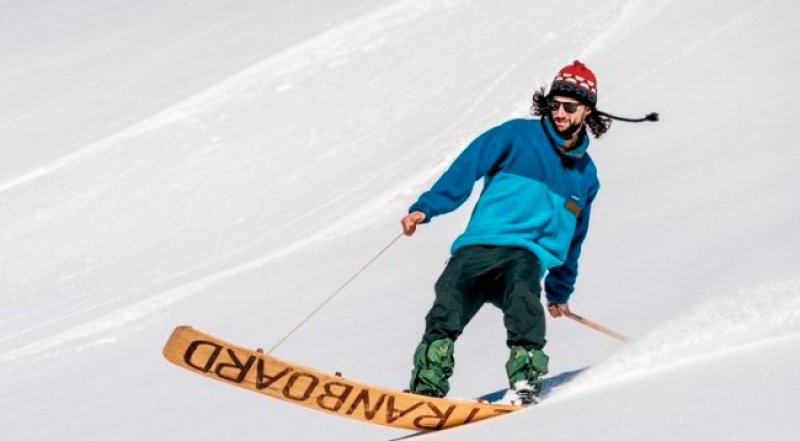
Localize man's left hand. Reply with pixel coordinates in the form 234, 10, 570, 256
547, 302, 571, 318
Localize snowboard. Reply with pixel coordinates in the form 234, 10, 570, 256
162, 326, 521, 431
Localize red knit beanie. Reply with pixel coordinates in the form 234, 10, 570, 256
549, 60, 598, 108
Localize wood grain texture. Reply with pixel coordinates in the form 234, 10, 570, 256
163, 326, 521, 431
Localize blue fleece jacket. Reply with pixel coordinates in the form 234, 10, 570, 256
409, 117, 600, 304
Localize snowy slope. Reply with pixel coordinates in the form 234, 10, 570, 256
1, 0, 799, 440
0, 0, 396, 183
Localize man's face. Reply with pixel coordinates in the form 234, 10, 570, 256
548, 95, 591, 137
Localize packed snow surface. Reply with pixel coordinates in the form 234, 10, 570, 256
1, 0, 799, 440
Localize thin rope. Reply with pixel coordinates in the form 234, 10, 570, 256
267, 232, 405, 354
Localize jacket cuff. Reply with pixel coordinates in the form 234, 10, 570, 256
544, 285, 571, 304
408, 204, 432, 224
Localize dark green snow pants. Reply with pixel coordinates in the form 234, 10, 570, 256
422, 245, 546, 350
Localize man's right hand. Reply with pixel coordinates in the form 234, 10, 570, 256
401, 211, 426, 236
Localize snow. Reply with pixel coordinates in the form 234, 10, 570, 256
1, 0, 799, 440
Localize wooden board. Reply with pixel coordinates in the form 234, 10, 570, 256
162, 326, 521, 431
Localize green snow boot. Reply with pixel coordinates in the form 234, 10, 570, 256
505, 345, 549, 405
408, 338, 455, 398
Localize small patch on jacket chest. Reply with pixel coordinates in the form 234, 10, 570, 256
565, 199, 582, 217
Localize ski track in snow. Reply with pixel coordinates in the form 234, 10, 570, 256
604, 0, 774, 102
549, 278, 800, 400
0, 2, 395, 193
0, 185, 399, 366
0, 5, 285, 132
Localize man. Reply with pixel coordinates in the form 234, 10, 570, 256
401, 61, 656, 404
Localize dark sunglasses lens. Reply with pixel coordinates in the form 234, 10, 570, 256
549, 100, 580, 113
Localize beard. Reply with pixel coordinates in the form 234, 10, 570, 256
552, 116, 583, 139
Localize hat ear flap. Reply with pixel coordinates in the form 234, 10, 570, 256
596, 110, 659, 123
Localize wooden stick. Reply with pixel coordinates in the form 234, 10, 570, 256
564, 311, 629, 342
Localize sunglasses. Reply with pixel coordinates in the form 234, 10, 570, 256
548, 99, 584, 114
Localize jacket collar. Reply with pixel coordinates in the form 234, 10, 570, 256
541, 116, 590, 159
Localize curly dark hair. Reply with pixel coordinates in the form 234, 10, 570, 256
530, 87, 611, 138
